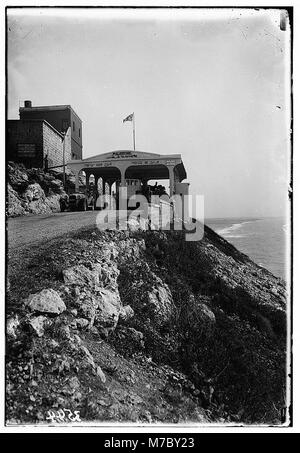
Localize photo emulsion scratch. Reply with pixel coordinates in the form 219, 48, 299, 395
5, 7, 292, 427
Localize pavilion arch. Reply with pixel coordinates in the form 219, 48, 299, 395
125, 163, 170, 181
124, 163, 170, 198
88, 173, 95, 184
73, 169, 85, 191
81, 166, 122, 195
67, 150, 188, 198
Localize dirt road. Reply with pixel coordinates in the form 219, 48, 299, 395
7, 206, 160, 251
7, 211, 109, 310
6, 209, 134, 312
7, 211, 100, 251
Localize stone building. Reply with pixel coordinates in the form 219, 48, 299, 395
7, 101, 82, 169
7, 119, 71, 169
19, 101, 82, 160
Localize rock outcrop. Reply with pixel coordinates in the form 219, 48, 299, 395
6, 222, 288, 425
7, 184, 26, 217
146, 276, 175, 326
28, 315, 49, 337
8, 163, 29, 190
25, 288, 66, 315
23, 183, 45, 202
63, 260, 122, 333
6, 162, 81, 217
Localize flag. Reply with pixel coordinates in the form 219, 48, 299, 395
123, 113, 134, 123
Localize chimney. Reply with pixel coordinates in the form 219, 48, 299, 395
24, 100, 32, 108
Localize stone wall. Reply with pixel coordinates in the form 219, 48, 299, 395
42, 122, 63, 168
43, 122, 71, 169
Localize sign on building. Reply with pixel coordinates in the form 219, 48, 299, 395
17, 143, 36, 157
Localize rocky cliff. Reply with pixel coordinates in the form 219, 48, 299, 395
7, 162, 85, 217
6, 219, 288, 425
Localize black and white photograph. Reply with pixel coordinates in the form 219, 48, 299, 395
4, 5, 293, 430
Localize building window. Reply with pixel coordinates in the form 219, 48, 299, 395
73, 121, 75, 131
62, 119, 68, 131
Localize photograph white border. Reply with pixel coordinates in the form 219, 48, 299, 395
0, 0, 297, 434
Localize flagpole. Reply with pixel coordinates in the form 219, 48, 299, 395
133, 113, 136, 151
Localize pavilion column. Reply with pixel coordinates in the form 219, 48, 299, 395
167, 165, 175, 197
111, 181, 116, 209
85, 172, 90, 192
108, 182, 113, 209
102, 178, 106, 195
118, 166, 128, 212
120, 167, 126, 187
74, 171, 80, 192
142, 178, 148, 190
95, 176, 99, 192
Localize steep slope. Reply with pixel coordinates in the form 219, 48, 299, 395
6, 223, 288, 425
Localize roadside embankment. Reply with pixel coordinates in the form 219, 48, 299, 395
6, 219, 287, 425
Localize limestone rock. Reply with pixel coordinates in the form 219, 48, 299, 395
7, 314, 21, 339
80, 345, 96, 370
8, 162, 29, 190
27, 198, 49, 214
23, 183, 45, 202
64, 263, 122, 331
96, 366, 106, 383
194, 296, 216, 338
95, 287, 121, 329
28, 315, 48, 337
76, 318, 90, 329
147, 278, 175, 326
63, 264, 101, 289
57, 325, 71, 340
118, 326, 145, 348
96, 242, 119, 261
25, 289, 66, 315
7, 164, 69, 217
7, 184, 26, 217
119, 305, 135, 323
44, 194, 61, 212
116, 238, 146, 260
67, 376, 80, 391
77, 297, 98, 323
60, 376, 81, 396
98, 262, 120, 288
49, 339, 60, 349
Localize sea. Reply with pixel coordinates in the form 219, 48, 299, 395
205, 217, 289, 281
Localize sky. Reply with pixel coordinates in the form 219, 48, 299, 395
7, 7, 291, 218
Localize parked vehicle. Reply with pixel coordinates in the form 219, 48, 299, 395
59, 194, 69, 212
60, 192, 96, 212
